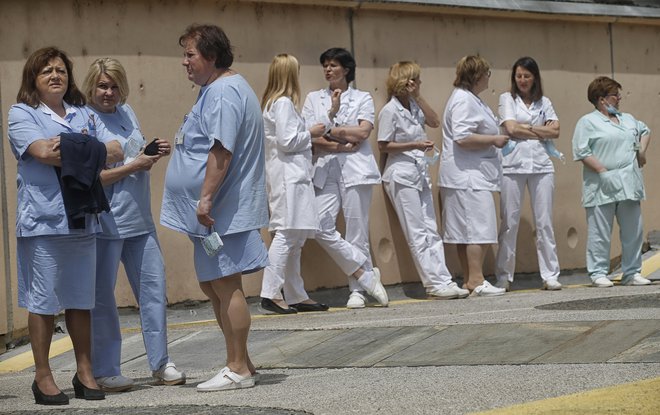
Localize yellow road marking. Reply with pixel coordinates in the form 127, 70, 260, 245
0, 336, 72, 373
610, 251, 660, 281
472, 376, 660, 414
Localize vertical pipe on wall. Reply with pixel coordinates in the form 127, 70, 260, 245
348, 7, 356, 87
608, 22, 615, 78
0, 80, 13, 341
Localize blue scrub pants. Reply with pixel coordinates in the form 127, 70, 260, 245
586, 200, 643, 281
92, 232, 169, 377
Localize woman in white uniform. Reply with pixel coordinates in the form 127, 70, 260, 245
495, 57, 562, 291
378, 61, 469, 300
259, 54, 329, 313
438, 55, 509, 297
161, 24, 268, 391
302, 47, 388, 309
8, 47, 123, 405
82, 58, 185, 392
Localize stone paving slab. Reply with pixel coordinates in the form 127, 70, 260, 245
378, 322, 594, 366
250, 329, 345, 367
609, 331, 660, 363
108, 320, 658, 371
532, 319, 660, 364
274, 327, 408, 368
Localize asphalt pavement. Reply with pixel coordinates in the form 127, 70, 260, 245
1, 251, 659, 414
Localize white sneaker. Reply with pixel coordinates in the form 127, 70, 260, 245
152, 362, 186, 385
346, 291, 366, 309
473, 280, 506, 297
357, 268, 389, 306
428, 282, 470, 299
592, 276, 614, 288
95, 375, 134, 392
197, 367, 255, 392
621, 273, 652, 286
543, 279, 562, 291
494, 278, 510, 292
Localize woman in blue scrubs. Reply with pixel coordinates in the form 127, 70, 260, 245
8, 47, 123, 405
161, 24, 269, 392
573, 77, 652, 288
82, 58, 185, 392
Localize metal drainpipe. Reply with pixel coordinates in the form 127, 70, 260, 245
609, 22, 615, 79
0, 80, 14, 344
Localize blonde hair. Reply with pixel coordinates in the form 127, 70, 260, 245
453, 55, 490, 90
82, 57, 130, 105
386, 61, 421, 100
261, 54, 301, 111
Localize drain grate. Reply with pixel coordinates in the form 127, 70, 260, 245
536, 293, 660, 310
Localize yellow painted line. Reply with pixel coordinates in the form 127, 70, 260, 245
611, 250, 660, 281
0, 336, 72, 373
472, 376, 660, 415
641, 251, 660, 277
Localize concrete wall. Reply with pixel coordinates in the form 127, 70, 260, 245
1, 0, 659, 341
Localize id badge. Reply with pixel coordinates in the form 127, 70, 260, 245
175, 129, 184, 145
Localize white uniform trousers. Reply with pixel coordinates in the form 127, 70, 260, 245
384, 181, 453, 290
92, 232, 169, 377
586, 200, 643, 281
260, 229, 311, 305
315, 159, 372, 292
496, 173, 560, 282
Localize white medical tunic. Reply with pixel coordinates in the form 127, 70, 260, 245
438, 88, 501, 191
498, 92, 558, 175
378, 96, 432, 191
302, 87, 381, 189
263, 96, 318, 232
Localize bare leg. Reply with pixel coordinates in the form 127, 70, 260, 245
465, 244, 487, 291
199, 274, 252, 377
65, 309, 99, 389
456, 244, 469, 288
29, 313, 60, 395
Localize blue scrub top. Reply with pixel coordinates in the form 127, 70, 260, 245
161, 74, 268, 237
7, 102, 108, 236
90, 104, 157, 239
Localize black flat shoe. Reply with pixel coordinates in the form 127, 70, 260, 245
32, 381, 69, 405
72, 373, 105, 400
290, 302, 329, 312
261, 298, 297, 314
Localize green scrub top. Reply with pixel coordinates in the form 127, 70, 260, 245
572, 110, 649, 208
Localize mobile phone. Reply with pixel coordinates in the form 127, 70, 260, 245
143, 138, 159, 156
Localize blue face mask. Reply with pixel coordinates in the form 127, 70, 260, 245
423, 147, 440, 165
605, 103, 621, 116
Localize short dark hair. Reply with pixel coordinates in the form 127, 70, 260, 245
510, 56, 543, 102
587, 76, 622, 107
179, 24, 233, 69
16, 46, 85, 108
319, 48, 356, 83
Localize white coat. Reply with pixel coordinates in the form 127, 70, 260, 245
263, 97, 319, 232
302, 87, 381, 189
